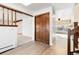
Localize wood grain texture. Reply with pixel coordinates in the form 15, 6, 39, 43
35, 13, 50, 44
74, 22, 78, 49
1, 41, 67, 55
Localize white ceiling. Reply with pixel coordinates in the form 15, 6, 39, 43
23, 3, 52, 12
52, 3, 74, 10
22, 3, 75, 12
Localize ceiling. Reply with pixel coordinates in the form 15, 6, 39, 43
22, 3, 75, 12
22, 3, 52, 12
52, 3, 74, 10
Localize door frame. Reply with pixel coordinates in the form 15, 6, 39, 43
34, 12, 50, 44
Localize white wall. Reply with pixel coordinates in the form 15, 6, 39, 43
33, 7, 53, 46
22, 15, 34, 41
0, 27, 17, 52
54, 5, 75, 28
55, 7, 74, 22
74, 4, 79, 23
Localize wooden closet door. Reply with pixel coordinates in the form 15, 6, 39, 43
35, 13, 50, 44
35, 15, 43, 42
42, 13, 49, 44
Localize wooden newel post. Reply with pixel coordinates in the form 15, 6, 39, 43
67, 29, 72, 55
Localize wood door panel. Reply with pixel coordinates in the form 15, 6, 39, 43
35, 13, 50, 44
42, 13, 49, 44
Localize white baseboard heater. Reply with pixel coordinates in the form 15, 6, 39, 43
0, 45, 15, 53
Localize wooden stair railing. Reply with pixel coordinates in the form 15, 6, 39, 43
0, 4, 33, 17
13, 19, 22, 23
11, 10, 13, 25
67, 22, 79, 55
67, 29, 72, 55
7, 9, 9, 25
15, 11, 16, 25
2, 7, 4, 25
2, 7, 17, 26
0, 4, 33, 27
